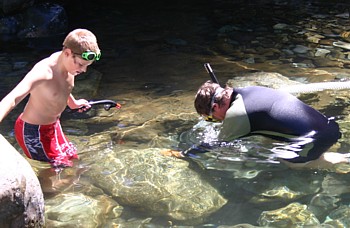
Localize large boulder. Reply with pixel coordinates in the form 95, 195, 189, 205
0, 134, 44, 227
88, 148, 227, 224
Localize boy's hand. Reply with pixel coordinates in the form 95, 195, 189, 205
76, 105, 91, 113
71, 99, 91, 113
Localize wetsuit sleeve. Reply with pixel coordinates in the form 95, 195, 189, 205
218, 93, 251, 141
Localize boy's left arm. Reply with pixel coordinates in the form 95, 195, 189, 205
67, 94, 91, 111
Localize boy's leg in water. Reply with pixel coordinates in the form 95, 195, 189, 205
38, 165, 88, 194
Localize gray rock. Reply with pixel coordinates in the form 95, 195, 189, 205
333, 41, 350, 50
45, 193, 120, 227
315, 48, 331, 57
227, 72, 301, 89
73, 68, 102, 98
258, 202, 320, 227
292, 45, 311, 54
88, 148, 227, 222
324, 205, 350, 227
0, 134, 44, 227
273, 23, 289, 30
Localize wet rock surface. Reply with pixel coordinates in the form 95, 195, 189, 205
257, 202, 321, 227
45, 193, 121, 227
0, 135, 44, 227
87, 148, 227, 223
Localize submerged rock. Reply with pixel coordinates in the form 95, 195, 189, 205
88, 148, 227, 223
250, 186, 303, 204
45, 193, 121, 227
227, 72, 301, 89
324, 205, 350, 227
257, 202, 320, 227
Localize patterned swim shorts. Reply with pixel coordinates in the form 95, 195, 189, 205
14, 114, 78, 167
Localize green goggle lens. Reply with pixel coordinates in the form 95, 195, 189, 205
80, 51, 101, 61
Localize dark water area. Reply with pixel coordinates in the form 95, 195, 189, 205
3, 0, 350, 227
4, 0, 350, 89
60, 0, 350, 92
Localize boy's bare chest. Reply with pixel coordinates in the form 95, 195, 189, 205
39, 74, 74, 101
54, 75, 74, 93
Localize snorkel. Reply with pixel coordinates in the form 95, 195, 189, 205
162, 63, 350, 159
69, 99, 121, 113
88, 100, 121, 111
204, 63, 220, 85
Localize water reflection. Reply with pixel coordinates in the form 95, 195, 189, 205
3, 0, 350, 227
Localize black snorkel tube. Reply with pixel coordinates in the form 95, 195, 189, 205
87, 100, 122, 111
204, 63, 220, 85
69, 99, 122, 113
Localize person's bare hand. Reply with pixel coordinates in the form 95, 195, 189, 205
160, 149, 184, 158
77, 105, 91, 113
72, 99, 91, 112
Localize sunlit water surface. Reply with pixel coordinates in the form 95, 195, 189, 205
3, 0, 350, 227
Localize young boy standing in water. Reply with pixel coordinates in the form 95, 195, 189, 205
0, 28, 101, 168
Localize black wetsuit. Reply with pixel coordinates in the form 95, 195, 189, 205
218, 86, 341, 163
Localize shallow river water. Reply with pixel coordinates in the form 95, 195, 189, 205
3, 0, 350, 227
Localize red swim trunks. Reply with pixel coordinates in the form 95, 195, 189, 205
14, 114, 78, 167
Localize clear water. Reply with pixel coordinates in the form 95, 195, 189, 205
2, 0, 350, 227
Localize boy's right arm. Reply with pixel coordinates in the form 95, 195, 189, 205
0, 81, 31, 123
0, 95, 16, 123
0, 64, 46, 123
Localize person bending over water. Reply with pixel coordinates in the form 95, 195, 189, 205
0, 28, 101, 168
165, 80, 349, 170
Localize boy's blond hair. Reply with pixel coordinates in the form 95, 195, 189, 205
63, 28, 100, 54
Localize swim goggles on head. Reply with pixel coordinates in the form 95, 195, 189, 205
203, 88, 224, 123
74, 50, 101, 61
204, 115, 220, 122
